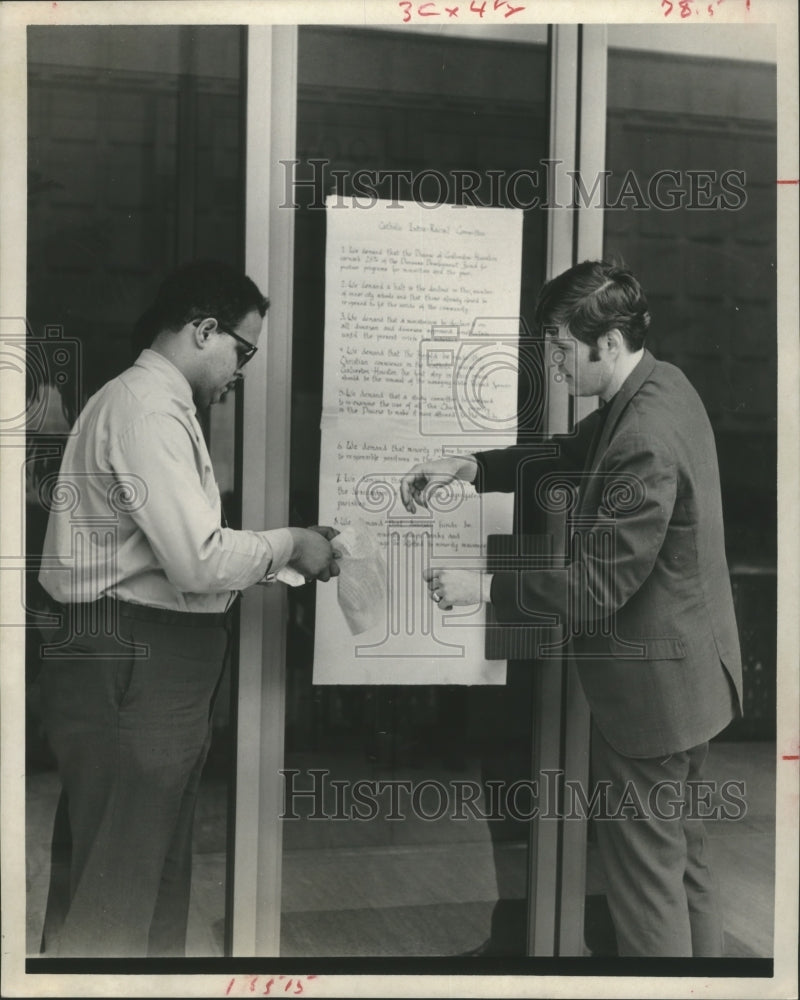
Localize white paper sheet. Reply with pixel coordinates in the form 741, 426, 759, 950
314, 198, 524, 684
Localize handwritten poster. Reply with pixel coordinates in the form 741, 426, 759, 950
313, 198, 524, 685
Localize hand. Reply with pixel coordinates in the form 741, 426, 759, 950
308, 525, 340, 541
287, 527, 341, 583
400, 455, 478, 513
423, 567, 483, 610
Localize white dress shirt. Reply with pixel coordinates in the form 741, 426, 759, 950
39, 349, 293, 613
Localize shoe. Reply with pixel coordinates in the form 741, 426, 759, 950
457, 938, 519, 957
458, 938, 494, 957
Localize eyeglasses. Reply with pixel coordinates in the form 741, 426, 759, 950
193, 318, 258, 367
217, 324, 258, 367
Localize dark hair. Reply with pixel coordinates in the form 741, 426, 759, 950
534, 259, 650, 352
132, 259, 269, 354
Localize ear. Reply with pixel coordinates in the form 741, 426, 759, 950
191, 317, 217, 350
604, 328, 624, 355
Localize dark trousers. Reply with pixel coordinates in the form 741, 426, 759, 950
591, 721, 725, 957
38, 602, 230, 958
477, 672, 725, 957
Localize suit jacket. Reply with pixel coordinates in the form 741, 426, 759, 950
474, 350, 743, 758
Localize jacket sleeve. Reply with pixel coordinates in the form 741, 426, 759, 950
489, 430, 678, 627
473, 407, 605, 494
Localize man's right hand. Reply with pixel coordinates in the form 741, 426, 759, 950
287, 528, 340, 582
399, 455, 478, 513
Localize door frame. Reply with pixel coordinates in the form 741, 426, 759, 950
233, 22, 606, 958
232, 24, 298, 957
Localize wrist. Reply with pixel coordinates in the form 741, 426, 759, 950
287, 527, 306, 561
456, 455, 478, 484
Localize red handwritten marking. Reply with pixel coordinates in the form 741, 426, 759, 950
776, 179, 799, 184
399, 0, 524, 20
783, 755, 800, 760
223, 977, 318, 997
662, 0, 751, 17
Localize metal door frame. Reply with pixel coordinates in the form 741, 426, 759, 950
233, 22, 607, 958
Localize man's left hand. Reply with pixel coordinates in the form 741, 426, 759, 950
422, 567, 482, 610
309, 525, 340, 541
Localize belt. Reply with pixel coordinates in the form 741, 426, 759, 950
63, 596, 236, 628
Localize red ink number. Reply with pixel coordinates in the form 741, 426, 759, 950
470, 0, 486, 14
224, 978, 316, 997
679, 0, 694, 16
494, 0, 525, 14
399, 1, 413, 21
661, 0, 674, 14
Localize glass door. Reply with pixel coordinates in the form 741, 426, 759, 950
25, 24, 246, 958
596, 25, 777, 959
281, 25, 550, 957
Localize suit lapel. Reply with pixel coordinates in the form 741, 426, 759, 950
573, 351, 656, 517
587, 350, 656, 476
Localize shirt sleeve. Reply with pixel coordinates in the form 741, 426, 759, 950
109, 412, 294, 594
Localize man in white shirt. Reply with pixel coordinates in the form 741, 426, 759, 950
37, 260, 339, 957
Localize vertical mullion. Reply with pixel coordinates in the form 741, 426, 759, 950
544, 25, 578, 439
556, 24, 608, 957
232, 24, 298, 957
572, 24, 607, 425
527, 22, 579, 959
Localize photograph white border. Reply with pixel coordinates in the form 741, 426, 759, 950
1, 1, 797, 997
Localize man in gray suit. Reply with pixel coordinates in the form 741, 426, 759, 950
401, 260, 743, 957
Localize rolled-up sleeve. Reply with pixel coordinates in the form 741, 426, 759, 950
109, 413, 293, 593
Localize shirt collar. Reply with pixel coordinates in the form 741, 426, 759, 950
134, 349, 196, 412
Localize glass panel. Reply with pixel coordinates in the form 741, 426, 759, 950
25, 25, 244, 958
284, 26, 549, 958
599, 26, 777, 958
